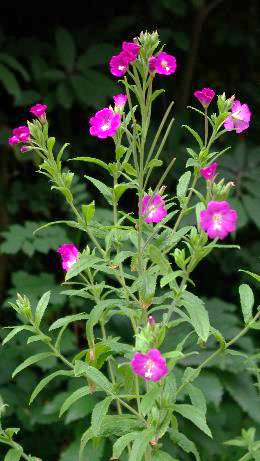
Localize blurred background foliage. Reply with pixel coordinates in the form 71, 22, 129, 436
0, 0, 259, 459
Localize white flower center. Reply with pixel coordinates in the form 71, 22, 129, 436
145, 359, 154, 378
212, 213, 222, 230
232, 109, 242, 121
101, 123, 110, 131
118, 65, 125, 71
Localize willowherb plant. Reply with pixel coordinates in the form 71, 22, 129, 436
3, 31, 260, 461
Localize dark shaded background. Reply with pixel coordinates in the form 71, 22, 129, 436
0, 1, 260, 460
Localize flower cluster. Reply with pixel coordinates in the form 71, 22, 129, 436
8, 103, 48, 150
109, 40, 140, 77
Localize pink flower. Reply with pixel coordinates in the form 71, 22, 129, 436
200, 200, 238, 240
131, 349, 168, 382
194, 87, 215, 109
149, 52, 177, 76
122, 41, 140, 62
8, 125, 30, 145
200, 162, 218, 181
109, 51, 130, 77
142, 194, 167, 223
57, 243, 79, 272
89, 108, 121, 139
30, 103, 48, 118
113, 93, 128, 109
224, 100, 252, 134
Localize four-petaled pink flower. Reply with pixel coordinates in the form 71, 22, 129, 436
113, 93, 128, 109
131, 349, 168, 382
194, 87, 215, 109
200, 162, 218, 181
30, 103, 48, 118
224, 100, 252, 134
89, 108, 121, 139
122, 41, 140, 62
142, 194, 167, 223
8, 125, 30, 145
149, 52, 177, 76
109, 51, 130, 77
57, 243, 79, 272
200, 201, 237, 240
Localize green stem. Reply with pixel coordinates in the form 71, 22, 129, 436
204, 108, 208, 147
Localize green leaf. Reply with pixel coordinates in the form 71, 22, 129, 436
224, 373, 260, 423
114, 183, 136, 201
182, 125, 203, 148
65, 254, 101, 280
0, 53, 29, 80
115, 145, 127, 161
152, 452, 180, 461
149, 244, 171, 275
160, 270, 183, 288
2, 325, 35, 345
181, 291, 210, 342
12, 352, 54, 378
186, 384, 207, 414
140, 386, 160, 416
91, 396, 113, 436
72, 156, 108, 170
49, 313, 89, 331
84, 175, 112, 204
129, 429, 154, 461
85, 299, 119, 346
59, 386, 91, 417
173, 404, 212, 437
34, 290, 50, 327
56, 27, 76, 71
147, 159, 163, 169
123, 162, 137, 176
177, 171, 191, 202
4, 448, 22, 461
239, 270, 260, 283
112, 432, 141, 458
74, 361, 114, 394
0, 63, 21, 102
82, 201, 95, 224
170, 429, 200, 461
243, 195, 260, 229
30, 370, 74, 404
113, 251, 133, 265
239, 284, 254, 324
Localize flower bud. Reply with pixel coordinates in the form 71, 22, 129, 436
16, 293, 32, 320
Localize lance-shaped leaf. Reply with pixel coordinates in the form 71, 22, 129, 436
177, 171, 191, 204
129, 428, 155, 461
34, 290, 50, 327
181, 291, 210, 342
12, 352, 54, 378
91, 396, 113, 436
173, 404, 212, 437
112, 432, 141, 459
84, 175, 113, 204
30, 370, 74, 404
4, 448, 22, 461
59, 386, 91, 417
74, 360, 114, 394
239, 283, 254, 324
65, 254, 101, 280
49, 313, 89, 331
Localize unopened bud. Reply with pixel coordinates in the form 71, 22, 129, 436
147, 315, 155, 326
89, 350, 95, 361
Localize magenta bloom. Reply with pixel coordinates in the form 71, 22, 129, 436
122, 41, 140, 62
149, 52, 177, 76
57, 243, 79, 272
30, 103, 48, 118
142, 194, 167, 224
109, 51, 130, 77
89, 108, 121, 139
8, 125, 30, 145
200, 201, 237, 240
131, 349, 168, 382
194, 87, 215, 109
113, 93, 128, 109
224, 100, 252, 134
200, 162, 218, 181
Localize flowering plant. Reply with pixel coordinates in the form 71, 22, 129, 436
2, 31, 259, 461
